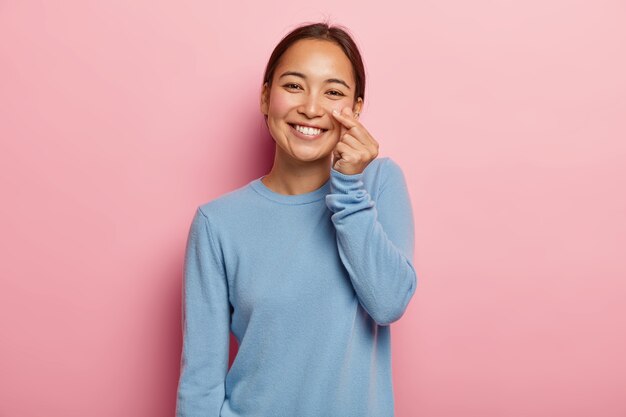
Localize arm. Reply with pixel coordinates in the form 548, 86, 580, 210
325, 158, 418, 326
176, 208, 230, 417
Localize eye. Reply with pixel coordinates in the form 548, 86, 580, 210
283, 83, 302, 90
327, 90, 345, 97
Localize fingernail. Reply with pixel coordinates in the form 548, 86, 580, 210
333, 109, 339, 115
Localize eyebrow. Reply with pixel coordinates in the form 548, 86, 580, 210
278, 71, 351, 90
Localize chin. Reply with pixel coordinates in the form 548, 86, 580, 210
287, 147, 330, 162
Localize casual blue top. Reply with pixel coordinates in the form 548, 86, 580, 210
176, 156, 418, 417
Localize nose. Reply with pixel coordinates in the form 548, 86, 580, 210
297, 92, 325, 119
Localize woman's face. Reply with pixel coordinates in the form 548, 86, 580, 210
260, 39, 363, 164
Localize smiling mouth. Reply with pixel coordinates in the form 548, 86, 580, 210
288, 123, 329, 136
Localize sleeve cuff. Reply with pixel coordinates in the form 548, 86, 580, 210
325, 167, 374, 216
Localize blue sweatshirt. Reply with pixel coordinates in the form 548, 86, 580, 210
176, 156, 418, 417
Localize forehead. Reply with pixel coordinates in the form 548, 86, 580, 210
275, 39, 354, 81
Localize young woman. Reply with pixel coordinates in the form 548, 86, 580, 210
176, 21, 418, 417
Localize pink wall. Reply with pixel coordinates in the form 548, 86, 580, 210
1, 1, 625, 416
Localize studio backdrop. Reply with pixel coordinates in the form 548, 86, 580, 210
1, 1, 625, 416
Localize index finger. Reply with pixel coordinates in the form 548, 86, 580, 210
332, 109, 359, 130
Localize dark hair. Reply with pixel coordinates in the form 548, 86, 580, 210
262, 21, 366, 104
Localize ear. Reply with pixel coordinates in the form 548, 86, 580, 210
353, 97, 363, 118
260, 82, 270, 116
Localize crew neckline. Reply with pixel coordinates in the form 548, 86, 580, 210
250, 175, 331, 205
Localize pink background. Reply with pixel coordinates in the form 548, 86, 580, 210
1, 0, 625, 416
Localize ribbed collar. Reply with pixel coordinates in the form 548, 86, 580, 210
250, 175, 331, 205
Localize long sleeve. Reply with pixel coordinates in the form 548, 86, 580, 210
176, 208, 231, 417
325, 158, 418, 326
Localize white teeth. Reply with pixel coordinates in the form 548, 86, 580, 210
294, 124, 322, 136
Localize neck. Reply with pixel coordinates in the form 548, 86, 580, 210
261, 150, 332, 195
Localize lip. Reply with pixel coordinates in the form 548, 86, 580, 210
290, 122, 327, 129
288, 123, 328, 141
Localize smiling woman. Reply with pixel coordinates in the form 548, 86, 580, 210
260, 34, 370, 189
176, 21, 417, 417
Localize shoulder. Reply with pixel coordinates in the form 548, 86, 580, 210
380, 156, 407, 184
365, 156, 402, 173
196, 180, 256, 225
189, 183, 253, 253
364, 156, 404, 177
362, 156, 408, 194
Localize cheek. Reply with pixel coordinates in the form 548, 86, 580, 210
330, 98, 354, 128
322, 95, 352, 115
268, 91, 295, 116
